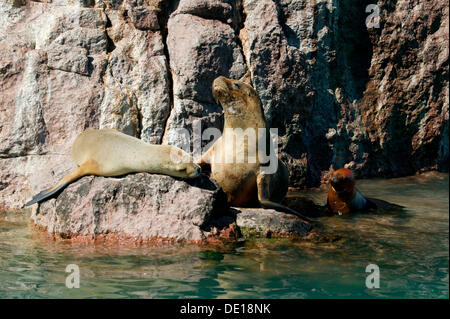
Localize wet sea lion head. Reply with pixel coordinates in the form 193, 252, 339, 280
330, 168, 355, 195
212, 76, 262, 118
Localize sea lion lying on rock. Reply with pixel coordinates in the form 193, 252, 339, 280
25, 129, 201, 206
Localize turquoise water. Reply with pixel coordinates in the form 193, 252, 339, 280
0, 172, 448, 298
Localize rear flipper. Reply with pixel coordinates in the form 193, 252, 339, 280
259, 199, 314, 223
24, 183, 68, 207
366, 197, 404, 211
24, 162, 94, 207
257, 173, 315, 223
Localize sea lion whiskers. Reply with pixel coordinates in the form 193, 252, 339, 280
199, 76, 314, 224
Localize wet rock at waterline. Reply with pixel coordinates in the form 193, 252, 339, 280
30, 173, 312, 243
233, 208, 312, 238
32, 173, 228, 242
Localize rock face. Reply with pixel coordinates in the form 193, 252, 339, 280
360, 1, 449, 176
0, 0, 448, 209
31, 173, 311, 242
239, 0, 448, 186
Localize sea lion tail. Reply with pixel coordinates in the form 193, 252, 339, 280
259, 199, 316, 223
24, 183, 68, 207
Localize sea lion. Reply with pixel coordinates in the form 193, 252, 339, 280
25, 128, 201, 206
198, 76, 311, 222
326, 168, 403, 215
326, 168, 373, 215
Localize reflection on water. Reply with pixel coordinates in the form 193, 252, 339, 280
0, 172, 448, 298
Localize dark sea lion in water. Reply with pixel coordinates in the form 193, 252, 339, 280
198, 76, 312, 223
327, 168, 403, 215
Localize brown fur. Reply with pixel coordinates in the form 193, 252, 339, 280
199, 76, 311, 222
327, 168, 355, 215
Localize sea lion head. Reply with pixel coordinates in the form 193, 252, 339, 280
167, 147, 202, 178
212, 76, 262, 117
330, 168, 355, 195
173, 162, 202, 178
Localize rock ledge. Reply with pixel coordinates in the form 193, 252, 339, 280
31, 173, 312, 244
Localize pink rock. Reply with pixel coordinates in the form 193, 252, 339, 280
32, 173, 229, 242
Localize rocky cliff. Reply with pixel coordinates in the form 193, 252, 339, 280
0, 0, 448, 209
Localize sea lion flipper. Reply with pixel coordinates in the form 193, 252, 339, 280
24, 164, 90, 207
256, 173, 314, 223
365, 197, 404, 211
259, 199, 314, 223
24, 183, 68, 207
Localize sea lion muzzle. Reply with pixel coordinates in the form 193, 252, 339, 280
212, 77, 230, 105
197, 76, 313, 223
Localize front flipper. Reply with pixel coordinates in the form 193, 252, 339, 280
257, 173, 315, 223
196, 141, 217, 175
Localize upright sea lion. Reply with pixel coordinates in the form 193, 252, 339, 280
327, 168, 402, 215
25, 129, 201, 206
198, 76, 311, 222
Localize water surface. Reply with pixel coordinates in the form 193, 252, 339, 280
0, 172, 448, 298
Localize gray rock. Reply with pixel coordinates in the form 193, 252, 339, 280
162, 98, 224, 154
164, 13, 246, 149
52, 28, 108, 55
173, 0, 234, 23
99, 8, 170, 143
46, 44, 90, 75
9, 50, 49, 157
167, 13, 246, 103
234, 208, 311, 238
128, 6, 159, 31
32, 173, 229, 242
29, 172, 313, 242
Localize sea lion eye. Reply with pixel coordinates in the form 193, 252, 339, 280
233, 82, 240, 89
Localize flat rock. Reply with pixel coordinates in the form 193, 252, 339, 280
32, 173, 229, 242
233, 208, 311, 238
